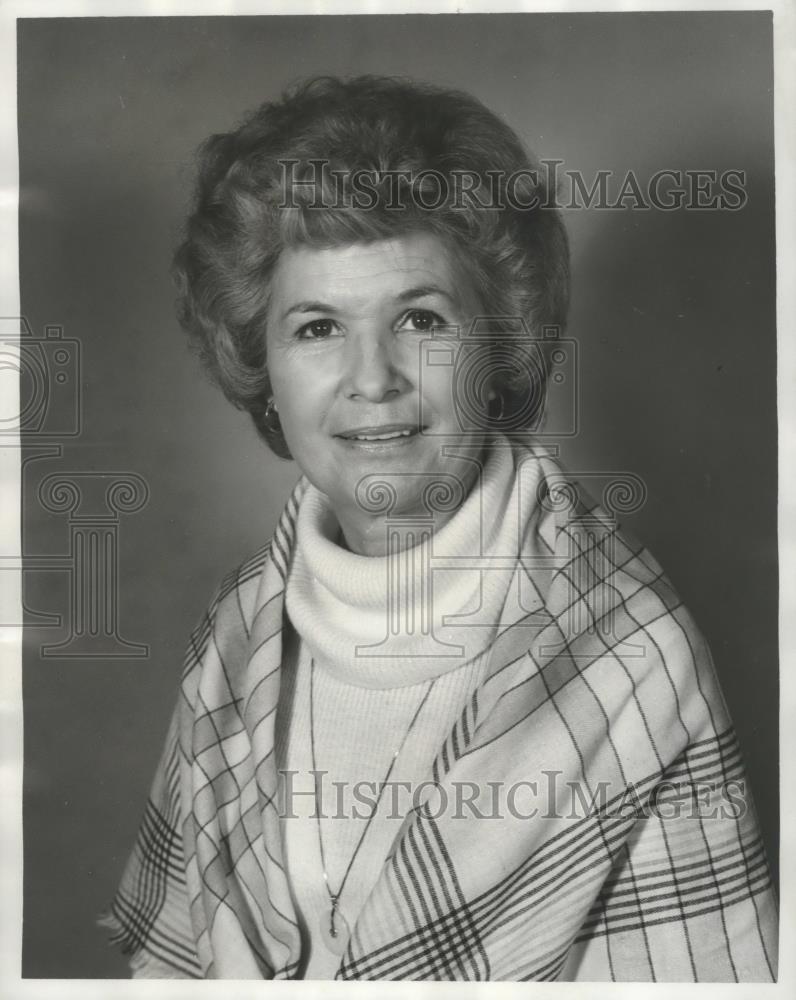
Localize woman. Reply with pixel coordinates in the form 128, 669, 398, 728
101, 76, 777, 980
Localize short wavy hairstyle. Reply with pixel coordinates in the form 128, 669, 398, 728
173, 75, 570, 457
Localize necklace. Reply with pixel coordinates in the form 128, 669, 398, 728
308, 658, 435, 954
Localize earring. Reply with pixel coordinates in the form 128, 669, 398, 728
263, 396, 281, 430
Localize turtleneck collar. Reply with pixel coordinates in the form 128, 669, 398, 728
285, 438, 538, 688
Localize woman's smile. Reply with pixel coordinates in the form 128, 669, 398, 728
335, 423, 424, 447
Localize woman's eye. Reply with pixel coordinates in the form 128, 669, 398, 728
400, 309, 446, 332
296, 318, 337, 340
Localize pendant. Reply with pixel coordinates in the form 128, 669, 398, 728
319, 898, 351, 956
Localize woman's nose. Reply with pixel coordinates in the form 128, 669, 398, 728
341, 331, 410, 402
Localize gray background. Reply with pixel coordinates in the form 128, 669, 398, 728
18, 13, 777, 978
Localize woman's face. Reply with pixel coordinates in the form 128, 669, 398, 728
264, 232, 487, 554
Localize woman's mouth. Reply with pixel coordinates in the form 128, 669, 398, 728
336, 424, 424, 446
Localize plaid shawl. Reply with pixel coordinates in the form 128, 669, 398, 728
102, 444, 777, 980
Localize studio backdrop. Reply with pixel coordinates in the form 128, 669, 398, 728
17, 12, 777, 978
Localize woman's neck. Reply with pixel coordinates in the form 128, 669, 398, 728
284, 439, 524, 688
329, 449, 487, 556
334, 505, 461, 557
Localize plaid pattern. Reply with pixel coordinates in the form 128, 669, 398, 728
102, 444, 777, 980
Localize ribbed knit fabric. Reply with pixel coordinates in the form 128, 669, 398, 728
276, 441, 523, 977
275, 641, 485, 978
284, 442, 534, 687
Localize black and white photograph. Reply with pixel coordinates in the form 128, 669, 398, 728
3, 0, 793, 991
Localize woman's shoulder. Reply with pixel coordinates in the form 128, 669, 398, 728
514, 440, 665, 584
214, 542, 274, 621
180, 478, 309, 688
179, 541, 274, 684
513, 440, 730, 736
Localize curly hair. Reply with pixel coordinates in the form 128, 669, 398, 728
173, 75, 570, 456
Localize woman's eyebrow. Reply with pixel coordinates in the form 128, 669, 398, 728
280, 300, 338, 322
280, 285, 457, 322
396, 284, 457, 305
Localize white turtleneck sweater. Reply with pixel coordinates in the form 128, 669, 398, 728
275, 441, 534, 979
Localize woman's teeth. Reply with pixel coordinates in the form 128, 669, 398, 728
351, 429, 414, 441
